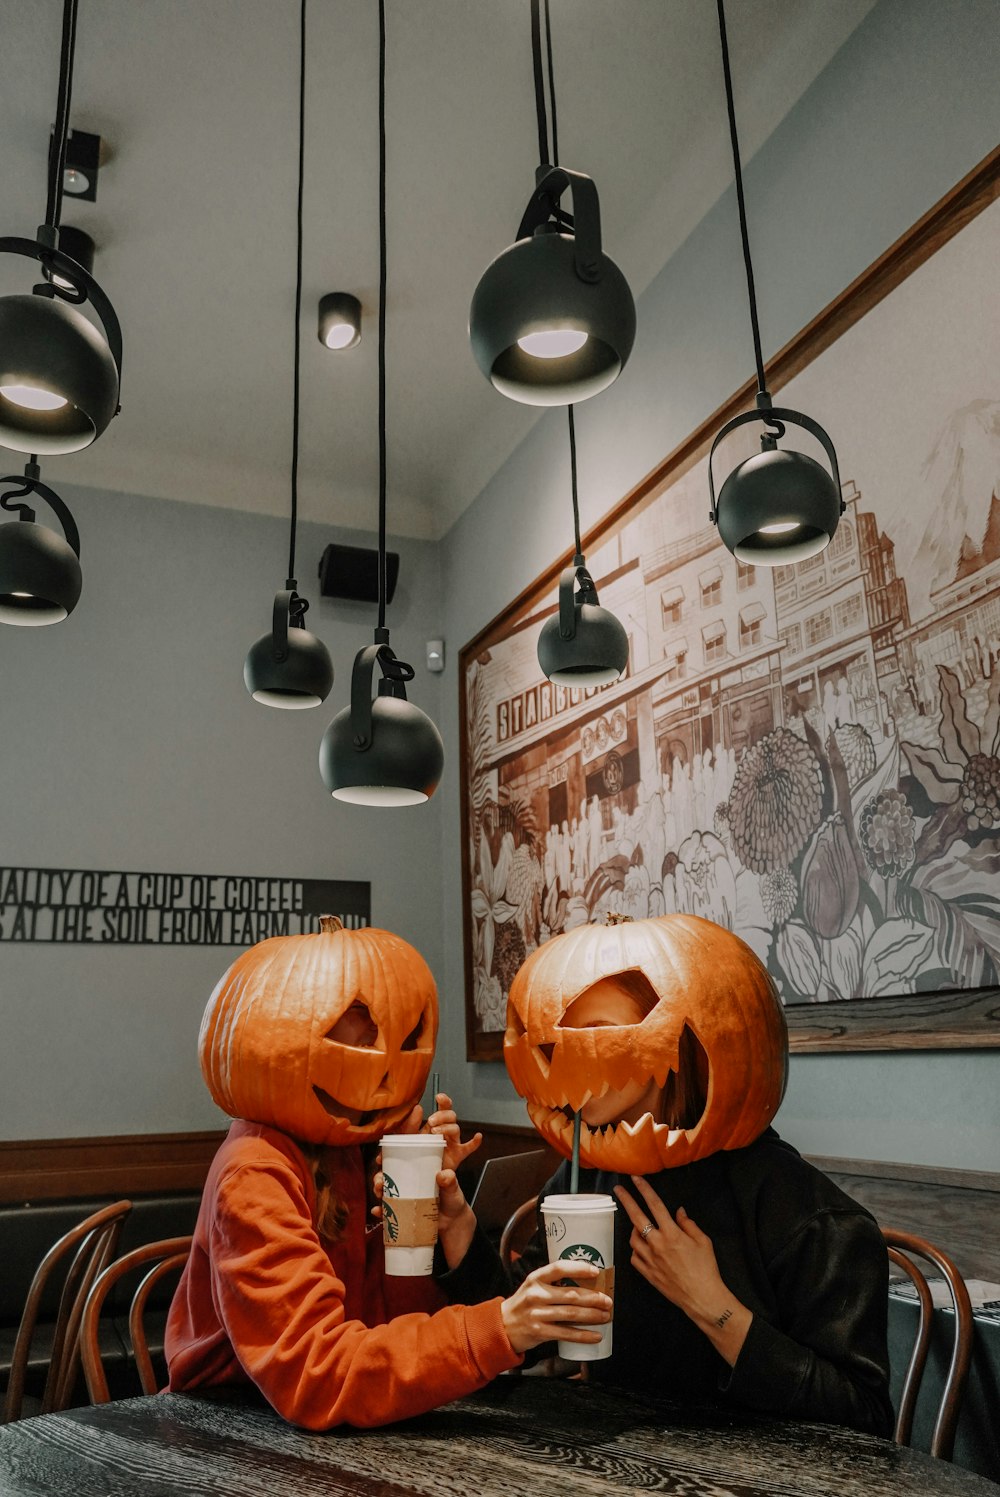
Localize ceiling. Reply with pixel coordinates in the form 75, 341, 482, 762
0, 0, 876, 540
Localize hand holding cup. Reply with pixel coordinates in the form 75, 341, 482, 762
500, 1260, 612, 1354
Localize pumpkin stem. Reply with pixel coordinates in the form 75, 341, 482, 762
319, 914, 345, 934
605, 913, 634, 926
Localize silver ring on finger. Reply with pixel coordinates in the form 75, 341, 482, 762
639, 1222, 655, 1241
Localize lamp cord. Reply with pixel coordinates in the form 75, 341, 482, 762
716, 0, 767, 397
286, 0, 307, 586
568, 405, 582, 558
377, 0, 388, 631
45, 0, 79, 231
544, 0, 559, 168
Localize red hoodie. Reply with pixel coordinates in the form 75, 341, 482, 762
165, 1120, 519, 1428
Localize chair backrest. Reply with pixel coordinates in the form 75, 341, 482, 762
81, 1236, 193, 1403
500, 1195, 539, 1272
2, 1198, 132, 1423
882, 1226, 974, 1462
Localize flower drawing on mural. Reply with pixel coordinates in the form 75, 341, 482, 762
664, 831, 737, 927
470, 831, 517, 989
902, 665, 1000, 856
834, 723, 877, 787
728, 728, 825, 874
801, 814, 861, 939
859, 789, 917, 878
760, 867, 797, 926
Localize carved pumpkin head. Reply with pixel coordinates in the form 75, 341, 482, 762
199, 916, 438, 1146
504, 913, 787, 1173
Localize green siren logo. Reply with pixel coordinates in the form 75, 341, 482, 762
382, 1173, 400, 1243
560, 1243, 605, 1269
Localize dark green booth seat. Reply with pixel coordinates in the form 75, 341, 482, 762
0, 1192, 202, 1410
887, 1288, 1000, 1480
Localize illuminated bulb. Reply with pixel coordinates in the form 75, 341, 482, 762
331, 786, 429, 806
759, 521, 801, 535
12, 591, 33, 598
324, 322, 356, 350
0, 384, 68, 412
517, 329, 588, 359
63, 167, 90, 195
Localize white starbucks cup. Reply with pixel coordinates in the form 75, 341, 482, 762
380, 1134, 446, 1276
539, 1193, 617, 1361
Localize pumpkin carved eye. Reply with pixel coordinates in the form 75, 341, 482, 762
325, 1000, 378, 1049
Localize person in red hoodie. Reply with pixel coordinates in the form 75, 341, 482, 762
165, 919, 609, 1430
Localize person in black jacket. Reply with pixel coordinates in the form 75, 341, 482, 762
441, 962, 893, 1438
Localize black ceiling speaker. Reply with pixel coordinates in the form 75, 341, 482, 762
318, 543, 399, 604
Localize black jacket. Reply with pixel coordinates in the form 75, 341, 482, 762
443, 1129, 894, 1438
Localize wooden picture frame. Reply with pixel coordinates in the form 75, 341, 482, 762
460, 148, 1000, 1061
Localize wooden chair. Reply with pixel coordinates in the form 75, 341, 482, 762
882, 1227, 974, 1461
2, 1199, 132, 1423
500, 1195, 539, 1272
500, 1195, 590, 1381
81, 1236, 192, 1403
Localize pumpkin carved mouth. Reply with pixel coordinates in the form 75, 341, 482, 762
311, 1087, 383, 1129
542, 1022, 710, 1155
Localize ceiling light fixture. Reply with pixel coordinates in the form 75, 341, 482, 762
0, 460, 82, 625
0, 1, 121, 456
43, 224, 94, 294
708, 0, 843, 567
318, 292, 361, 351
537, 407, 628, 687
244, 0, 333, 710
319, 0, 443, 807
469, 0, 635, 407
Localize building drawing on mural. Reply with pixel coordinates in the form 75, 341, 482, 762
465, 427, 1000, 1036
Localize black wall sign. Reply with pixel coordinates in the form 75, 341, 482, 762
0, 867, 371, 946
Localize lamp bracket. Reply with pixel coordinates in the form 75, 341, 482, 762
0, 464, 80, 556
558, 556, 600, 640
707, 404, 844, 522
0, 235, 124, 386
516, 167, 603, 284
349, 638, 416, 751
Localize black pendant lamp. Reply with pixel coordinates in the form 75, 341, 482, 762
319, 0, 443, 807
469, 0, 635, 407
708, 0, 842, 566
0, 0, 121, 455
243, 0, 333, 711
537, 407, 628, 687
0, 461, 82, 625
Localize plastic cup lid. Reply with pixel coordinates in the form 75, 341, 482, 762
541, 1193, 617, 1212
379, 1133, 446, 1149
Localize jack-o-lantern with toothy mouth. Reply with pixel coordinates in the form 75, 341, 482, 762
200, 914, 438, 1145
504, 913, 787, 1175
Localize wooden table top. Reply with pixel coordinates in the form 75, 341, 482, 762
1, 1377, 997, 1496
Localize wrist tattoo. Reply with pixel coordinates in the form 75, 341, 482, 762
714, 1308, 733, 1329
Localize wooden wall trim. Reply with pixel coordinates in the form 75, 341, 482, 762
3, 1129, 996, 1283
0, 1131, 226, 1203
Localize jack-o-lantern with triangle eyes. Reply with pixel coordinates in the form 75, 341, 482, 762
200, 915, 438, 1146
504, 913, 787, 1175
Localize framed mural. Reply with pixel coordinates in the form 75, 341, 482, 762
460, 147, 1000, 1061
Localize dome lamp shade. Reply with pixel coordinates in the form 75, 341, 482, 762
0, 234, 122, 455
319, 631, 444, 806
243, 585, 334, 709
470, 167, 635, 408
537, 555, 629, 687
0, 461, 82, 626
709, 398, 844, 567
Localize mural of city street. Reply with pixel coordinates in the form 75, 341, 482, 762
461, 192, 1000, 1045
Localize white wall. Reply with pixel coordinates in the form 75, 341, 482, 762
436, 0, 1000, 1171
0, 483, 445, 1139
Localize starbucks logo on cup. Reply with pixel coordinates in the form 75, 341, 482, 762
383, 1202, 400, 1243
383, 1173, 400, 1199
560, 1243, 605, 1269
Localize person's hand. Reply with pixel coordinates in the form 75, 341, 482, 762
424, 1091, 484, 1175
614, 1175, 752, 1366
500, 1260, 612, 1354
